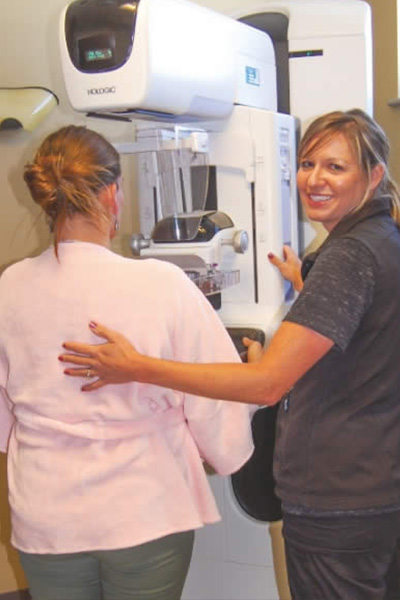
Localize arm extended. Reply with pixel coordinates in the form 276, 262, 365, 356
60, 320, 333, 405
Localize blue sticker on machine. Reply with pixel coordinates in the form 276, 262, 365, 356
245, 66, 260, 86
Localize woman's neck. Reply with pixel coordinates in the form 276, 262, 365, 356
58, 215, 111, 248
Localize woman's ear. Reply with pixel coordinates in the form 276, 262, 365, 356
370, 163, 385, 193
98, 183, 118, 216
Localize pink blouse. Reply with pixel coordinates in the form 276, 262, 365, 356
0, 242, 253, 554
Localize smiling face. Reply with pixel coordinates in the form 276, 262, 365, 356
297, 132, 372, 232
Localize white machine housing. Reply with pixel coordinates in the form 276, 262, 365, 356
59, 0, 277, 118
225, 0, 373, 128
132, 105, 298, 336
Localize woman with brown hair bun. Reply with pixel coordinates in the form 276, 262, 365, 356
0, 125, 253, 600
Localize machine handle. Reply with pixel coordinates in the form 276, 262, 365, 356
130, 233, 150, 256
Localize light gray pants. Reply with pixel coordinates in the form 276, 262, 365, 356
19, 530, 195, 600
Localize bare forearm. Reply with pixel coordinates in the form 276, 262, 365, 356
133, 321, 333, 404
135, 355, 279, 405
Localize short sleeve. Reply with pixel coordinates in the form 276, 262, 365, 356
284, 238, 375, 351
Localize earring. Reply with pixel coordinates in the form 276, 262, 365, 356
114, 218, 119, 232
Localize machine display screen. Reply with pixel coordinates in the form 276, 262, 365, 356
85, 48, 113, 62
65, 0, 139, 74
78, 33, 117, 71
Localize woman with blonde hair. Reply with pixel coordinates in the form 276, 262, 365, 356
62, 109, 400, 600
0, 125, 253, 600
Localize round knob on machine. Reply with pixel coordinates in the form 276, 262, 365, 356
232, 230, 249, 254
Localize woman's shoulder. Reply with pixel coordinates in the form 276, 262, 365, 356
122, 256, 191, 283
0, 255, 38, 284
314, 236, 376, 280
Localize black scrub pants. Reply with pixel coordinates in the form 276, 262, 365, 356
283, 510, 400, 600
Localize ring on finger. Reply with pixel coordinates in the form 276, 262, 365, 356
86, 368, 92, 379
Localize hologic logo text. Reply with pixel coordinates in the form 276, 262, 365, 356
87, 86, 116, 96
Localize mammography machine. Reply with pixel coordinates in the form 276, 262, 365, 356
60, 0, 373, 597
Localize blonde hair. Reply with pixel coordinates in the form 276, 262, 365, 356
24, 125, 121, 256
298, 109, 400, 225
